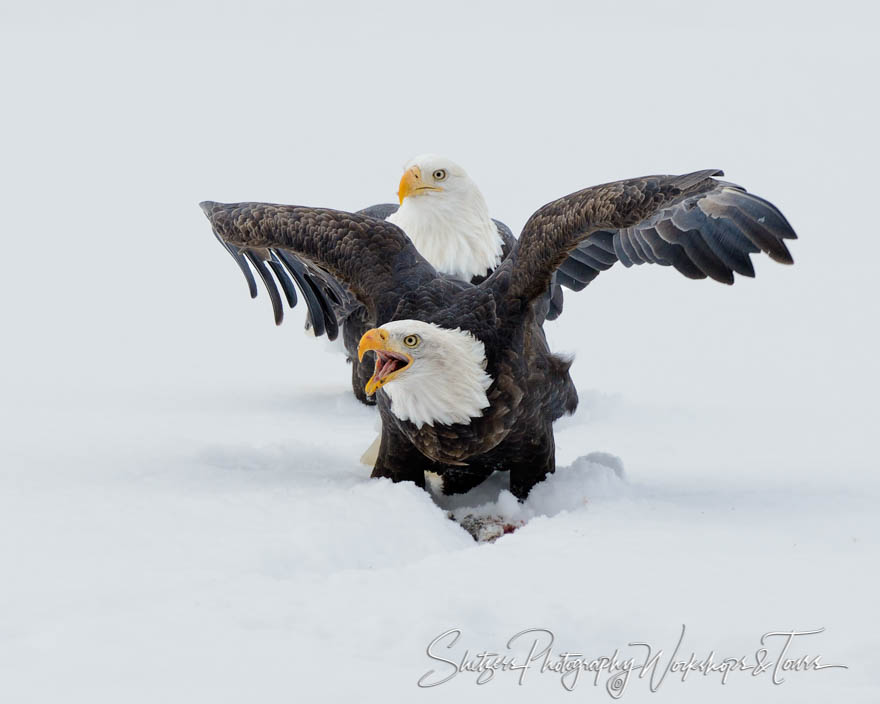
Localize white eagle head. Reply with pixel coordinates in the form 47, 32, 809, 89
386, 155, 503, 281
357, 320, 493, 429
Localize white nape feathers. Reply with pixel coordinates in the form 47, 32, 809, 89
377, 320, 493, 429
387, 154, 503, 281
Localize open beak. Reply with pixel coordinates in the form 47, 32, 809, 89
358, 328, 414, 395
397, 165, 442, 204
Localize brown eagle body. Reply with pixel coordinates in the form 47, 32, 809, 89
343, 205, 520, 406
223, 201, 521, 406
202, 170, 796, 498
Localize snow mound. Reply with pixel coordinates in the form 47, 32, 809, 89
436, 452, 628, 541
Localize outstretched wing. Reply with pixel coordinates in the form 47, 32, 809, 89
201, 202, 438, 329
503, 170, 796, 306
204, 203, 433, 338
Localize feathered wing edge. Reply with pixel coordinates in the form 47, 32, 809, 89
201, 201, 439, 329
202, 202, 432, 338
504, 170, 797, 306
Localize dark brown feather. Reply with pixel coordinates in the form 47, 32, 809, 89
540, 173, 795, 301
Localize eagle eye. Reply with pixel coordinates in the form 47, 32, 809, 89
403, 334, 421, 348
432, 169, 447, 182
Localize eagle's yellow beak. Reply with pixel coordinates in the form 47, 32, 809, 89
358, 328, 389, 362
397, 165, 442, 204
358, 328, 413, 395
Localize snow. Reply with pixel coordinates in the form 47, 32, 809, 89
2, 1, 879, 702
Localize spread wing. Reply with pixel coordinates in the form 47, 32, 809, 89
502, 170, 796, 307
206, 203, 426, 339
201, 202, 438, 331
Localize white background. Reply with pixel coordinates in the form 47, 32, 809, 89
1, 1, 878, 702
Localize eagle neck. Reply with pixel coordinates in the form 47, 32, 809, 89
388, 191, 503, 282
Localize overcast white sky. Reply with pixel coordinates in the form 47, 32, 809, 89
1, 1, 878, 701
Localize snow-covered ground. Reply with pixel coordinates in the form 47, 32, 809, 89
2, 2, 878, 702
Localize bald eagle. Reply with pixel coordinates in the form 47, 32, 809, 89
214, 155, 566, 405
202, 169, 796, 498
